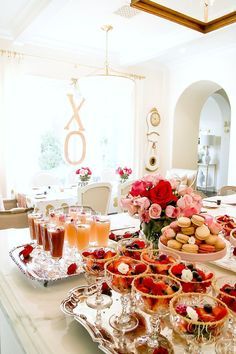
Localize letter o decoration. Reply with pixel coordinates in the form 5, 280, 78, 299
64, 130, 86, 165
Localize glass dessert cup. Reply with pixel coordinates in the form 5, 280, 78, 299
213, 275, 236, 352
105, 256, 148, 332
169, 261, 215, 293
133, 274, 182, 351
117, 237, 151, 260
82, 246, 117, 310
170, 293, 229, 354
141, 248, 181, 275
48, 225, 65, 276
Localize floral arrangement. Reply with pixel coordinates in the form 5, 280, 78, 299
116, 166, 132, 182
75, 167, 92, 181
120, 173, 202, 245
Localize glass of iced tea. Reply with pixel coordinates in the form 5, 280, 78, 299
27, 212, 42, 241
95, 216, 110, 247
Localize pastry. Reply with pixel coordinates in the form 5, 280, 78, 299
160, 235, 168, 246
177, 217, 191, 228
205, 235, 218, 245
195, 225, 210, 240
167, 239, 182, 250
181, 226, 195, 235
191, 214, 205, 227
182, 244, 199, 253
198, 244, 216, 253
214, 238, 225, 251
176, 233, 190, 244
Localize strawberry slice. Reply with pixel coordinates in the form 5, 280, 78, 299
143, 277, 154, 289
153, 347, 168, 354
171, 263, 186, 276
104, 250, 116, 259
67, 263, 77, 275
195, 308, 215, 322
212, 306, 228, 320
135, 263, 147, 274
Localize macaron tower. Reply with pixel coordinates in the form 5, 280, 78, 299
160, 214, 226, 257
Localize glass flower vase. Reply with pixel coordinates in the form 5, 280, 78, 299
141, 217, 174, 248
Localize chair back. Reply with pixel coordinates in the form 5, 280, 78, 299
218, 185, 236, 196
166, 168, 198, 189
117, 180, 134, 212
77, 182, 112, 215
0, 199, 33, 230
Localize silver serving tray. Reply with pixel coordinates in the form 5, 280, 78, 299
61, 285, 175, 354
9, 243, 84, 287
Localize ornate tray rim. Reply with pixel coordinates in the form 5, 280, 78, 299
60, 285, 175, 354
9, 243, 84, 287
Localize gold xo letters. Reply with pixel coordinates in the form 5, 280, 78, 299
64, 94, 86, 165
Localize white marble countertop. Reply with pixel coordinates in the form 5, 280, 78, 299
0, 212, 235, 354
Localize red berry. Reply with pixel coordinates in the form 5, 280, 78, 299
82, 251, 91, 257
67, 263, 77, 275
143, 277, 154, 289
135, 263, 147, 274
153, 346, 168, 354
94, 249, 105, 259
109, 232, 116, 241
171, 263, 186, 276
175, 304, 187, 316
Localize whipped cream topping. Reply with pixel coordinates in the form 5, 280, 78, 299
181, 269, 193, 282
186, 306, 198, 322
117, 262, 129, 275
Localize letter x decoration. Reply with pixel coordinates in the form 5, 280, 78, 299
64, 93, 87, 165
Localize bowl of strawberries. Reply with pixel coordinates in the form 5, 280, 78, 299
82, 246, 117, 275
170, 293, 229, 346
216, 215, 236, 239
141, 249, 180, 275
169, 262, 214, 293
213, 275, 236, 314
117, 237, 151, 260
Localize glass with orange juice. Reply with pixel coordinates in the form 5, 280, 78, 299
95, 217, 110, 246
75, 223, 90, 251
86, 215, 97, 243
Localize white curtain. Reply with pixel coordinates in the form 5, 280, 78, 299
0, 54, 23, 197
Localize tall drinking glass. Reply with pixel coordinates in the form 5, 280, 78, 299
95, 217, 110, 246
86, 215, 97, 244
64, 218, 77, 260
27, 212, 42, 242
48, 226, 65, 276
75, 223, 90, 251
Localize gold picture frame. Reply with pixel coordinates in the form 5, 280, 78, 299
131, 0, 236, 33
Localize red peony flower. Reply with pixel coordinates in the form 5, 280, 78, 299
149, 180, 177, 209
130, 180, 150, 198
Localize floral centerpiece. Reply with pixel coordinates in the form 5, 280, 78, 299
116, 166, 132, 183
120, 173, 202, 247
76, 167, 92, 182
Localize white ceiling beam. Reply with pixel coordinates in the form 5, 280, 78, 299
10, 0, 53, 40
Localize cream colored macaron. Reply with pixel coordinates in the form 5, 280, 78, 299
167, 239, 182, 250
205, 235, 219, 245
191, 214, 205, 227
181, 226, 195, 235
182, 243, 199, 253
177, 217, 191, 228
214, 238, 226, 251
195, 224, 210, 240
176, 233, 190, 244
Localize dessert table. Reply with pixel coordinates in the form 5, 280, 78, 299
0, 211, 235, 354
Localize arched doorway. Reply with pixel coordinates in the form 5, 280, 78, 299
172, 80, 231, 192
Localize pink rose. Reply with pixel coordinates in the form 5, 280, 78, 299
142, 173, 163, 187
178, 186, 193, 196
127, 204, 139, 216
202, 214, 214, 226
182, 206, 199, 217
165, 205, 181, 218
169, 178, 179, 190
120, 197, 133, 210
177, 194, 193, 209
149, 203, 162, 219
133, 197, 150, 211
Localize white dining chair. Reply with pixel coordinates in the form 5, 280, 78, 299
117, 180, 134, 212
218, 185, 236, 196
77, 182, 112, 215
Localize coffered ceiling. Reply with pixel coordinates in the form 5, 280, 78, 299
0, 0, 236, 66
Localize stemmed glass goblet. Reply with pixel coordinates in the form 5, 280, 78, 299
82, 246, 117, 309
141, 248, 180, 275
105, 256, 148, 332
117, 237, 151, 260
47, 225, 65, 277
133, 274, 181, 352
